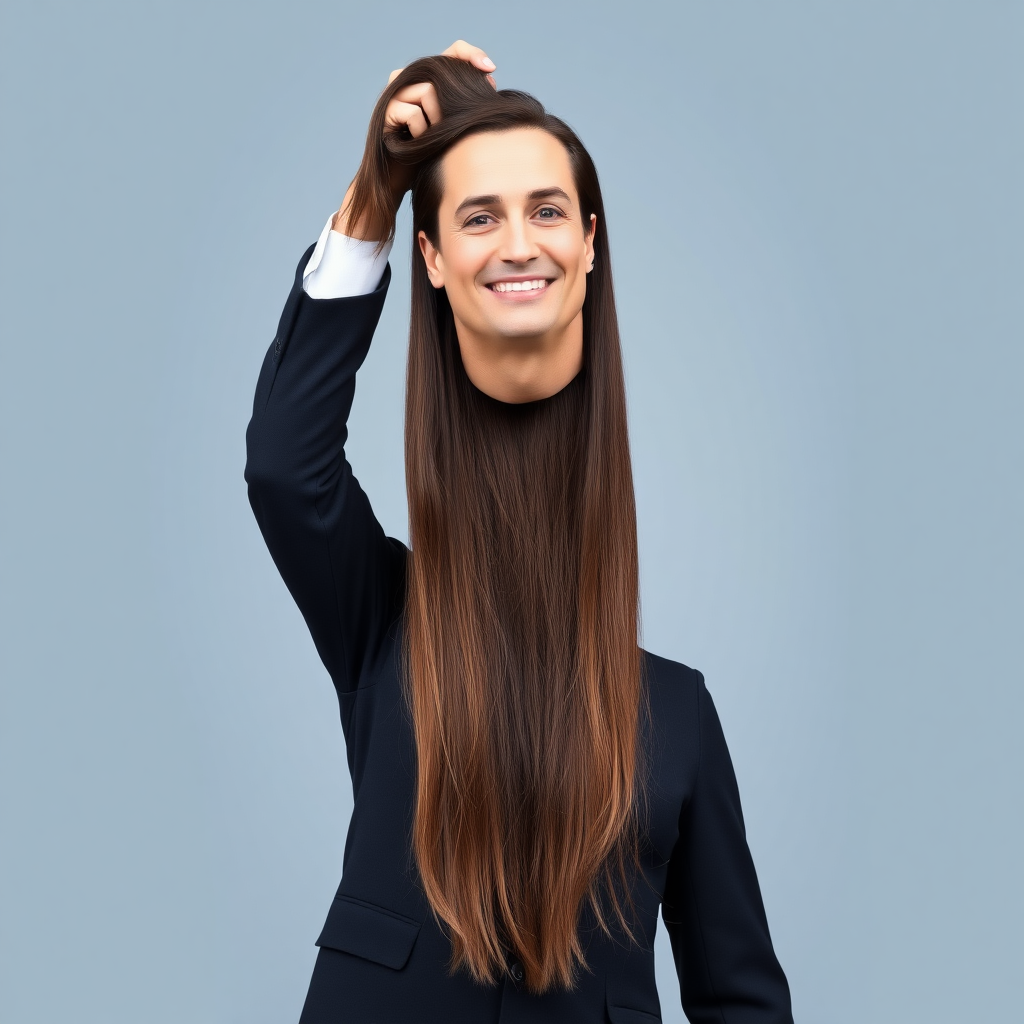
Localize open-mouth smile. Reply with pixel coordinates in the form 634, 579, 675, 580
485, 278, 552, 300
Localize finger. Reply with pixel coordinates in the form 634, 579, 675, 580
441, 39, 496, 72
394, 81, 442, 126
388, 67, 404, 85
385, 100, 429, 138
486, 73, 496, 90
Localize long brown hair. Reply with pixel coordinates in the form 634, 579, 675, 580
349, 57, 649, 994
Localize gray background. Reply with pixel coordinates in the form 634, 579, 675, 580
1, 2, 1021, 1021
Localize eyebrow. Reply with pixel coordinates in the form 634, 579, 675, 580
453, 187, 573, 221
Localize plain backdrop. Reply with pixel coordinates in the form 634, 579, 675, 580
1, 2, 1021, 1022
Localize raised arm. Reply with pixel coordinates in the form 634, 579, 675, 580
244, 42, 499, 694
661, 677, 794, 1023
245, 245, 401, 693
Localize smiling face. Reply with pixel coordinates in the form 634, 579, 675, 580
418, 127, 597, 404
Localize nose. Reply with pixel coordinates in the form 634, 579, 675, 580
497, 213, 541, 265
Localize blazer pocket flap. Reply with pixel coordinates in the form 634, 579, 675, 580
607, 1006, 661, 1024
315, 895, 422, 970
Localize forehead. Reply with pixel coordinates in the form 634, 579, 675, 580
439, 127, 578, 209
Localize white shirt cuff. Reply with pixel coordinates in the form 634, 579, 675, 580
302, 213, 393, 299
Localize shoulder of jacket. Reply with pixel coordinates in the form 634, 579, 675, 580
640, 649, 706, 728
641, 647, 704, 691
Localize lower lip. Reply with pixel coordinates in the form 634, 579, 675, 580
485, 281, 551, 302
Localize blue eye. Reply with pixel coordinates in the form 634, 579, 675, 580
538, 207, 562, 219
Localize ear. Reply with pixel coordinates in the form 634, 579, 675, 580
417, 230, 445, 289
584, 213, 597, 273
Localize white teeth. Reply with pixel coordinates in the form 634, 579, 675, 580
491, 279, 547, 293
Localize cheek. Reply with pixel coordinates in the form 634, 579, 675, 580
563, 250, 589, 301
444, 243, 488, 294
442, 249, 488, 324
557, 239, 589, 284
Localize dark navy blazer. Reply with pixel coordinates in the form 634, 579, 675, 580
244, 245, 794, 1024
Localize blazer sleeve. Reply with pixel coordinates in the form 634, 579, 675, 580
661, 675, 794, 1023
244, 244, 406, 693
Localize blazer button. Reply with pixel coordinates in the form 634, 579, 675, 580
509, 961, 524, 983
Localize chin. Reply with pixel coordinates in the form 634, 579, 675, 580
489, 314, 561, 339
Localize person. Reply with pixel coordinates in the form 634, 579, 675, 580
245, 40, 793, 1024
